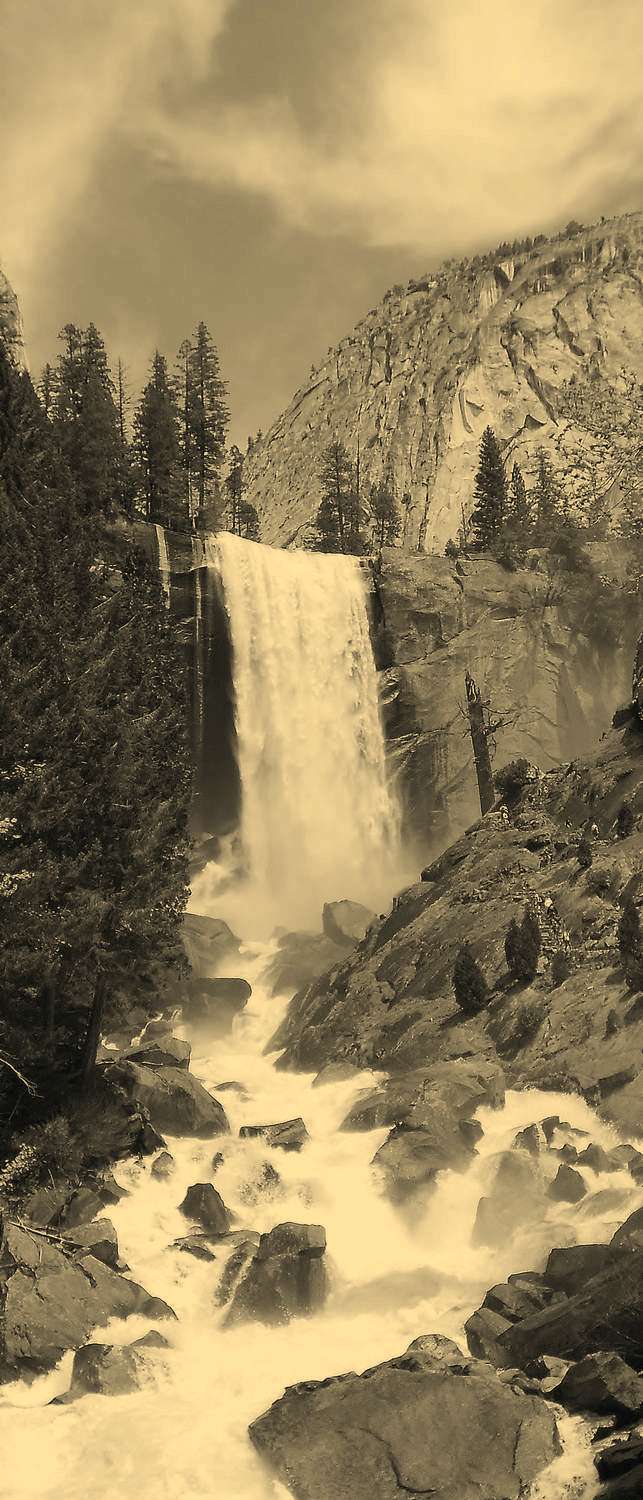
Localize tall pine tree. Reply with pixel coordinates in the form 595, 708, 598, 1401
470, 427, 507, 548
52, 323, 121, 517
134, 352, 185, 528
187, 323, 228, 526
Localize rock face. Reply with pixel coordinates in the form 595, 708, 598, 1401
185, 976, 252, 1032
224, 1222, 327, 1327
322, 901, 376, 948
241, 213, 642, 554
270, 714, 643, 1143
249, 1335, 560, 1499
0, 1217, 174, 1379
179, 1182, 231, 1236
0, 265, 25, 365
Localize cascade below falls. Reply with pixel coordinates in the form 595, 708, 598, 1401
192, 532, 404, 933
2, 949, 640, 1499
1, 530, 641, 1499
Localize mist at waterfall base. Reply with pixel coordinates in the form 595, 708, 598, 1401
2, 956, 640, 1499
190, 533, 409, 936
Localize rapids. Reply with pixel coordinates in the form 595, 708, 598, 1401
2, 944, 641, 1500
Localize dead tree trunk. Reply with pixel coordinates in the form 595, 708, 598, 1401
465, 670, 495, 817
79, 970, 108, 1094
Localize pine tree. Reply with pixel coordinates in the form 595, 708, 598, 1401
531, 450, 562, 540
370, 478, 401, 548
238, 499, 260, 540
52, 323, 121, 516
577, 833, 593, 869
505, 908, 541, 983
470, 427, 507, 548
452, 943, 488, 1013
187, 323, 229, 525
617, 898, 642, 992
225, 444, 245, 534
315, 441, 360, 553
134, 352, 185, 528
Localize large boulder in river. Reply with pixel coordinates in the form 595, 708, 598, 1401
322, 901, 376, 948
185, 977, 251, 1033
126, 1035, 191, 1070
497, 1248, 643, 1370
549, 1352, 643, 1419
182, 912, 240, 975
248, 1335, 560, 1499
0, 1217, 174, 1379
66, 1341, 150, 1398
102, 1060, 230, 1138
239, 1118, 309, 1152
262, 930, 345, 996
224, 1222, 327, 1327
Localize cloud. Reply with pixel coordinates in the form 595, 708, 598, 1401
0, 0, 233, 297
137, 0, 643, 253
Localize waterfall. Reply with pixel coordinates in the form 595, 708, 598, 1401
154, 524, 171, 609
200, 532, 402, 933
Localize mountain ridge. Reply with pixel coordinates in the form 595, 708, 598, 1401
243, 210, 643, 553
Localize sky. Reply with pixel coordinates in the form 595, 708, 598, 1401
1, 0, 642, 445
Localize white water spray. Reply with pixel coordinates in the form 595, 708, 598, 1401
194, 533, 403, 933
154, 524, 171, 609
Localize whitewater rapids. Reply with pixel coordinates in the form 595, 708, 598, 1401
2, 945, 640, 1500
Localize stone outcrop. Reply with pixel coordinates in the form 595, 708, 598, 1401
102, 1059, 230, 1138
249, 1334, 560, 1499
185, 976, 252, 1032
0, 265, 25, 365
239, 1118, 309, 1152
240, 213, 642, 554
179, 1182, 231, 1236
0, 1216, 174, 1380
322, 900, 376, 948
270, 712, 643, 1140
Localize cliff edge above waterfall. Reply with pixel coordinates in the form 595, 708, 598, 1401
242, 210, 642, 553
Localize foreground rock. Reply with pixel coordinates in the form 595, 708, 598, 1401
322, 901, 376, 948
103, 1059, 230, 1138
182, 913, 240, 974
249, 1334, 560, 1499
126, 1035, 191, 1070
239, 1119, 309, 1152
0, 1217, 174, 1379
224, 1222, 326, 1327
550, 1352, 643, 1420
262, 931, 346, 997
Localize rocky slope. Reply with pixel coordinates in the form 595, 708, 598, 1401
0, 265, 25, 366
243, 211, 643, 552
271, 692, 643, 1138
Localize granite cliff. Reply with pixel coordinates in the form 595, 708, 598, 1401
243, 211, 642, 552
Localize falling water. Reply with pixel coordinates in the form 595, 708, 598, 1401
195, 533, 403, 932
154, 524, 171, 609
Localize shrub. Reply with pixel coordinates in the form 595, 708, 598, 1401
20, 1115, 84, 1176
494, 758, 533, 804
586, 861, 622, 900
617, 898, 643, 992
505, 908, 541, 984
452, 943, 488, 1013
550, 950, 572, 988
445, 538, 459, 560
577, 834, 593, 870
616, 803, 635, 839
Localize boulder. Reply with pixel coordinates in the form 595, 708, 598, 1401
597, 1436, 643, 1483
547, 1165, 587, 1203
185, 977, 252, 1032
65, 1219, 120, 1270
465, 1307, 514, 1363
263, 931, 345, 997
249, 1337, 560, 1499
182, 912, 240, 974
483, 1278, 564, 1323
0, 1218, 175, 1378
545, 1244, 635, 1296
497, 1249, 643, 1370
372, 1117, 478, 1204
103, 1060, 230, 1138
179, 1183, 230, 1236
611, 1208, 643, 1249
216, 1235, 261, 1308
513, 1124, 543, 1156
322, 901, 376, 948
57, 1172, 127, 1230
472, 1151, 543, 1249
576, 1143, 616, 1174
150, 1150, 175, 1180
312, 1061, 363, 1088
239, 1118, 309, 1152
340, 1060, 504, 1133
172, 1235, 217, 1262
126, 1036, 191, 1070
67, 1341, 149, 1398
224, 1222, 326, 1327
550, 1352, 643, 1419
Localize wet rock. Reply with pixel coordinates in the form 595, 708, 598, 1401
372, 1117, 478, 1204
597, 1436, 643, 1483
151, 1150, 175, 1180
131, 1330, 171, 1350
65, 1219, 120, 1270
67, 1342, 148, 1397
249, 1339, 560, 1500
472, 1151, 543, 1249
577, 1143, 616, 1174
211, 1151, 225, 1172
103, 1060, 230, 1138
179, 1183, 231, 1236
550, 1353, 643, 1420
126, 1036, 191, 1070
262, 931, 344, 997
483, 1279, 564, 1324
497, 1249, 643, 1369
340, 1060, 504, 1133
0, 1219, 174, 1378
465, 1306, 514, 1363
182, 912, 241, 974
611, 1208, 643, 1249
224, 1222, 327, 1327
216, 1235, 261, 1308
403, 1334, 468, 1370
512, 1124, 543, 1156
239, 1118, 309, 1152
312, 1061, 362, 1088
322, 900, 376, 948
172, 1235, 218, 1262
610, 1146, 643, 1180
57, 1172, 127, 1230
548, 1164, 587, 1202
540, 1116, 585, 1145
185, 977, 252, 1033
545, 1244, 635, 1295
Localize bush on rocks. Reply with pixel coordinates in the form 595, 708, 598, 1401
452, 944, 488, 1013
494, 758, 537, 804
618, 899, 643, 992
505, 909, 541, 984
